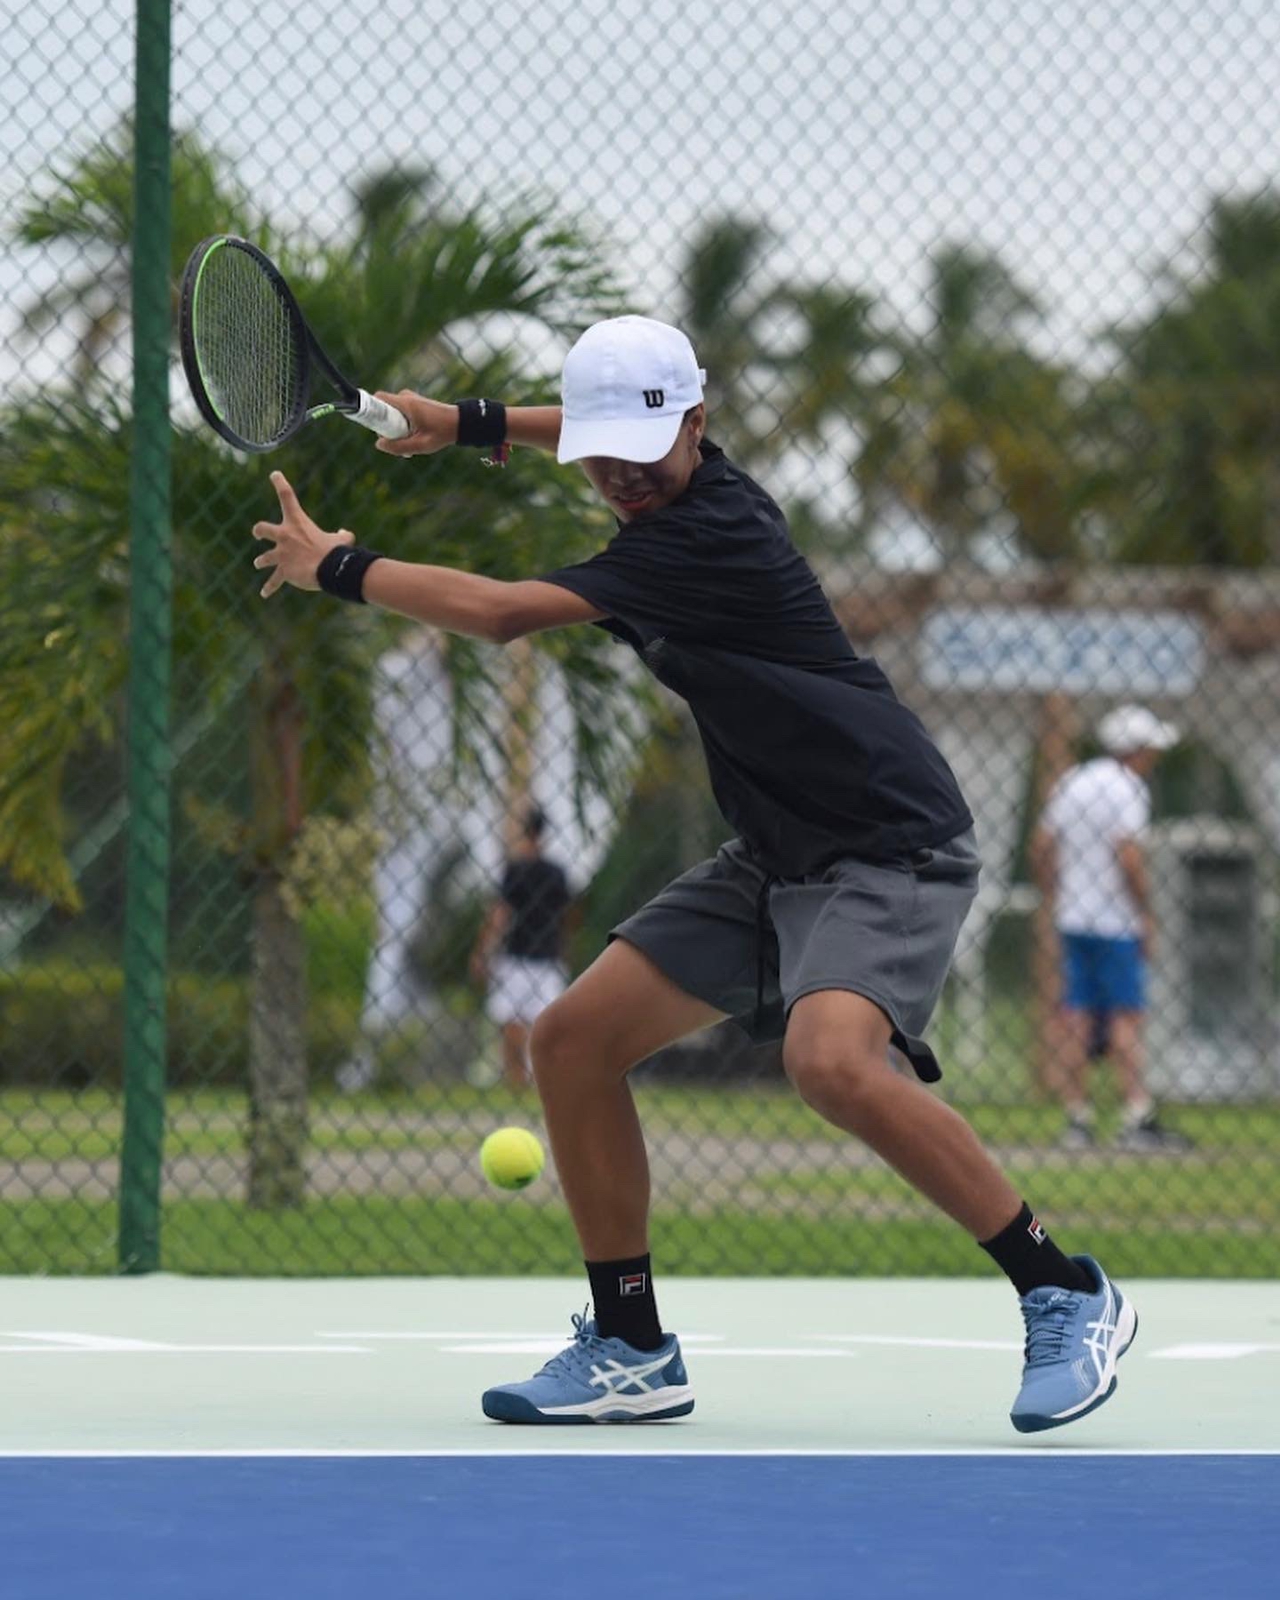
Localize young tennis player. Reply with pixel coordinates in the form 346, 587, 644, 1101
252, 315, 1137, 1433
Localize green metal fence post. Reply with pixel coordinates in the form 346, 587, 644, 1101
118, 0, 173, 1274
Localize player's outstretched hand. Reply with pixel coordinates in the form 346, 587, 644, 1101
251, 471, 354, 599
371, 391, 458, 456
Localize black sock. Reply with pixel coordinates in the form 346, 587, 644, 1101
980, 1203, 1093, 1297
585, 1253, 665, 1350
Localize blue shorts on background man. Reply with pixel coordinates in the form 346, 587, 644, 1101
1060, 933, 1146, 1013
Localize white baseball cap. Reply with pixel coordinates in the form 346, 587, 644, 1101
557, 315, 707, 465
1098, 704, 1179, 754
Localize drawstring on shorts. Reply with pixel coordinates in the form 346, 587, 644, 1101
752, 871, 780, 1036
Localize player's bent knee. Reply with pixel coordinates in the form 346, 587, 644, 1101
783, 1035, 888, 1116
527, 1001, 573, 1075
527, 996, 633, 1088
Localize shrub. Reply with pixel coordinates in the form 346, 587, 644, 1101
0, 961, 358, 1087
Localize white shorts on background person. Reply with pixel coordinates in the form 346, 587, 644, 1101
485, 954, 568, 1027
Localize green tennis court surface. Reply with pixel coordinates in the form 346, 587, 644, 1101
3, 1275, 1277, 1453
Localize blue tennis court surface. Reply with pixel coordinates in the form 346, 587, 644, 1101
7, 1453, 1276, 1600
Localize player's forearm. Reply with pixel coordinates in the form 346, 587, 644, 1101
505, 406, 562, 453
361, 560, 513, 642
372, 395, 562, 458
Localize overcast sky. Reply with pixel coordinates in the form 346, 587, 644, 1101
4, 0, 1280, 414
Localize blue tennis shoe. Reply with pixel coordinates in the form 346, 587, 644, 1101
1011, 1255, 1138, 1433
482, 1312, 694, 1424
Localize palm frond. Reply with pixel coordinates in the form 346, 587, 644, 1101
2, 139, 647, 900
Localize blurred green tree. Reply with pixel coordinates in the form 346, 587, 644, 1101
0, 121, 634, 1207
677, 216, 781, 460
11, 119, 259, 384
1093, 192, 1280, 567
856, 245, 1082, 563
674, 220, 896, 561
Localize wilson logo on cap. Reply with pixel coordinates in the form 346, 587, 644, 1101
642, 389, 664, 408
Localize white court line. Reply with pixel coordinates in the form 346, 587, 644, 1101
439, 1343, 853, 1357
643, 1348, 852, 1359
0, 1348, 370, 1356
807, 1338, 1280, 1362
0, 1336, 369, 1356
2, 1329, 1271, 1361
1147, 1343, 1280, 1360
317, 1332, 728, 1343
324, 1331, 1278, 1363
810, 1335, 1021, 1352
0, 1447, 1275, 1460
1, 1332, 169, 1351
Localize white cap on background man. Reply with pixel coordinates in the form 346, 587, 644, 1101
1098, 704, 1179, 755
557, 315, 707, 465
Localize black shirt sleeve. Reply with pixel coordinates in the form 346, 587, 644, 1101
541, 520, 686, 628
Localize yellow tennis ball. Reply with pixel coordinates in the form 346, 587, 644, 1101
480, 1127, 545, 1191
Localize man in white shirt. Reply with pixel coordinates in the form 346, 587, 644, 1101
1032, 705, 1190, 1152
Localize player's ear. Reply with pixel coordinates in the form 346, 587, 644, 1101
684, 404, 706, 447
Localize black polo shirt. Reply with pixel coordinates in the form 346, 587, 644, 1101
542, 443, 972, 877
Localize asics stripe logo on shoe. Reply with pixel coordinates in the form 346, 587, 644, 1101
588, 1351, 678, 1396
1082, 1281, 1117, 1379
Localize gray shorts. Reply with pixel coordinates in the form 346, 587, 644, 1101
612, 830, 980, 1082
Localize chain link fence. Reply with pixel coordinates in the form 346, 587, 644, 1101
3, 0, 1279, 1277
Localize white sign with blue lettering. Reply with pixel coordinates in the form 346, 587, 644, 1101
919, 607, 1204, 696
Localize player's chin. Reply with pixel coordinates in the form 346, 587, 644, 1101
610, 490, 660, 519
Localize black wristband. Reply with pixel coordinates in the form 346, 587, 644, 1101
455, 398, 507, 448
316, 544, 384, 604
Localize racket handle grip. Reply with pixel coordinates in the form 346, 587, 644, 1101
351, 389, 411, 439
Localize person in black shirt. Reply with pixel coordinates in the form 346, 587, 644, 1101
251, 314, 1137, 1436
470, 805, 572, 1089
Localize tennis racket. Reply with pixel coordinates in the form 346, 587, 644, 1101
179, 234, 410, 453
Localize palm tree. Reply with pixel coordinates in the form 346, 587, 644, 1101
0, 122, 634, 1208
768, 284, 881, 442
13, 119, 259, 385
856, 245, 1082, 563
677, 216, 779, 460
752, 282, 889, 557
1093, 192, 1280, 567
351, 164, 441, 241
675, 218, 889, 546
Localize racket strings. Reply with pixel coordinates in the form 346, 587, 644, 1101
194, 244, 303, 448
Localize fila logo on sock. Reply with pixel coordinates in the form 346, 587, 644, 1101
1028, 1216, 1047, 1245
619, 1272, 648, 1297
